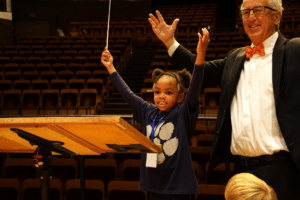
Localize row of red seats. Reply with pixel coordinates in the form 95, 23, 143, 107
0, 178, 225, 200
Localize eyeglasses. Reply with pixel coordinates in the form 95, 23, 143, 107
240, 6, 277, 19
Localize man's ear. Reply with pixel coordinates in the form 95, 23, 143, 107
274, 10, 282, 27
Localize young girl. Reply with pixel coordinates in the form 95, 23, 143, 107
101, 28, 210, 200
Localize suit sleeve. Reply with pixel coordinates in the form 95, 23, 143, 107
170, 45, 227, 86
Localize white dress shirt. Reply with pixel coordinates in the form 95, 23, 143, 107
168, 31, 289, 157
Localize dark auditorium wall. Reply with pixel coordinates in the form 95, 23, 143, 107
11, 0, 151, 44
0, 18, 14, 45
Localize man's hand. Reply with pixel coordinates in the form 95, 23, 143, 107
196, 28, 210, 66
101, 47, 116, 75
149, 10, 179, 49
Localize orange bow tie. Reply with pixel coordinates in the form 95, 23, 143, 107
245, 43, 266, 58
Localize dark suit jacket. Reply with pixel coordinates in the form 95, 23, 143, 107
170, 32, 300, 171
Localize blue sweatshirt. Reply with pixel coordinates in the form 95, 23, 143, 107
109, 64, 204, 194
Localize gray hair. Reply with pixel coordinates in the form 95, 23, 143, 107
241, 0, 284, 30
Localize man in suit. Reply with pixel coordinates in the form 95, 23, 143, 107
148, 0, 300, 199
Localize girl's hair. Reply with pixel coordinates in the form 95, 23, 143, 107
152, 68, 192, 94
225, 173, 278, 200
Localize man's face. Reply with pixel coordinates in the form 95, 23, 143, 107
241, 0, 281, 45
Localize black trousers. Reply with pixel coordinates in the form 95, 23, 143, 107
150, 192, 193, 200
234, 155, 300, 200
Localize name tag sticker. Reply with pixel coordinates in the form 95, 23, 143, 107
146, 153, 157, 168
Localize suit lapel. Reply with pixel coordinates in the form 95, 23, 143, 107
272, 33, 288, 107
226, 48, 247, 106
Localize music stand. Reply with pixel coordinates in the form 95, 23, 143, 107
0, 116, 162, 200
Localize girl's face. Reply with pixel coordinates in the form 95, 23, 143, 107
153, 75, 185, 112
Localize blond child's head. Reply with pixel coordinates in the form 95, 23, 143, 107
152, 68, 192, 112
225, 173, 277, 200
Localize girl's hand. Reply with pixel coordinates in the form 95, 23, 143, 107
196, 28, 210, 66
101, 47, 116, 74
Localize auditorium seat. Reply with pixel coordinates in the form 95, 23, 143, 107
76, 71, 91, 83
108, 181, 146, 200
84, 158, 117, 197
41, 89, 59, 114
190, 146, 212, 182
122, 159, 141, 181
86, 78, 104, 97
58, 56, 73, 65
68, 63, 83, 73
52, 63, 67, 73
0, 80, 12, 92
78, 49, 92, 57
83, 63, 98, 73
4, 63, 19, 72
22, 89, 40, 115
91, 25, 102, 35
69, 79, 85, 92
32, 79, 49, 92
86, 44, 98, 52
36, 63, 51, 75
136, 36, 147, 48
196, 134, 214, 147
45, 45, 58, 52
14, 80, 30, 92
205, 162, 235, 185
62, 40, 74, 46
60, 89, 78, 114
59, 44, 72, 52
12, 56, 26, 65
190, 123, 208, 146
21, 40, 33, 46
23, 71, 39, 81
3, 50, 18, 58
73, 44, 85, 52
4, 158, 37, 192
89, 39, 102, 46
5, 71, 21, 82
3, 45, 17, 51
204, 87, 220, 106
151, 62, 166, 70
19, 50, 33, 57
89, 55, 102, 65
35, 40, 47, 47
64, 49, 77, 57
31, 45, 44, 52
34, 50, 48, 59
58, 71, 74, 82
143, 78, 153, 88
23, 179, 62, 200
47, 38, 60, 45
51, 79, 67, 90
43, 56, 58, 65
93, 70, 109, 94
93, 49, 103, 56
49, 158, 77, 196
78, 89, 99, 115
195, 184, 225, 200
17, 45, 30, 52
66, 179, 105, 200
75, 39, 88, 47
140, 88, 154, 104
74, 55, 88, 64
0, 179, 19, 200
49, 50, 63, 58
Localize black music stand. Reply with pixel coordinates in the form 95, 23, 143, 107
10, 128, 76, 200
